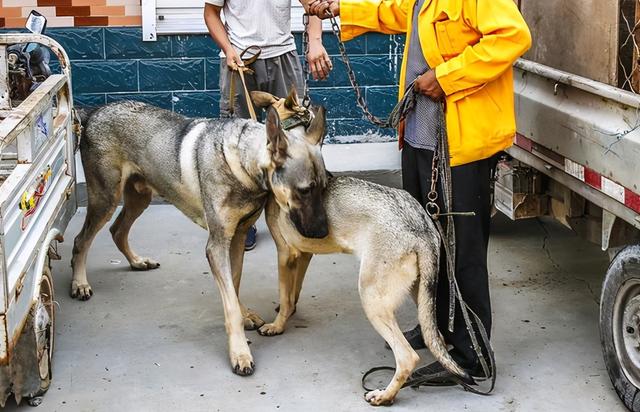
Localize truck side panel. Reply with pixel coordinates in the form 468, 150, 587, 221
0, 75, 76, 364
514, 64, 640, 203
521, 0, 619, 86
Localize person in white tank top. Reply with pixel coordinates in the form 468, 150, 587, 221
204, 0, 332, 251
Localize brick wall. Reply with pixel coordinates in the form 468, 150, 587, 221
7, 26, 404, 142
0, 0, 141, 28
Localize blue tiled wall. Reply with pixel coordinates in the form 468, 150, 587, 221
45, 27, 405, 143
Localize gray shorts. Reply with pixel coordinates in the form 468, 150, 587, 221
219, 50, 305, 119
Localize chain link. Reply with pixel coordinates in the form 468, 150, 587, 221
326, 14, 390, 127
302, 13, 312, 108
425, 153, 440, 217
301, 12, 415, 128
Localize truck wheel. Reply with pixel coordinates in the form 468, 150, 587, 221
29, 260, 54, 404
601, 245, 640, 411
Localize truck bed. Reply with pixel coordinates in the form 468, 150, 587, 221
0, 71, 77, 363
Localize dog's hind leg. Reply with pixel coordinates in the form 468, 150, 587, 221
109, 175, 159, 271
71, 166, 123, 300
359, 258, 420, 406
230, 212, 265, 330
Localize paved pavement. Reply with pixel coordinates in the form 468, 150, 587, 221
3, 204, 626, 411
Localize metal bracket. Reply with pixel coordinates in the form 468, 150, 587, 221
0, 46, 10, 110
602, 209, 617, 251
142, 0, 158, 42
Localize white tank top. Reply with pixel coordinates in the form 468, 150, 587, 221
205, 0, 297, 59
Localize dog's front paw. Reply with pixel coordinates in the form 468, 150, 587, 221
257, 323, 284, 336
365, 389, 394, 406
231, 353, 255, 376
130, 257, 160, 271
243, 309, 265, 330
70, 281, 93, 301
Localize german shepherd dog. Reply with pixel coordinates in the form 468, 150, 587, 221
71, 97, 329, 376
250, 94, 469, 405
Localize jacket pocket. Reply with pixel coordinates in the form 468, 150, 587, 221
451, 79, 516, 163
433, 18, 480, 60
480, 86, 502, 112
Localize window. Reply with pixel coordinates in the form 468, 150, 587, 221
142, 0, 326, 41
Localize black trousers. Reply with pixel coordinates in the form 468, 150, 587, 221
402, 144, 495, 369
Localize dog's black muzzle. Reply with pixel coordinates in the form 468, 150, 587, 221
289, 191, 329, 239
290, 209, 328, 238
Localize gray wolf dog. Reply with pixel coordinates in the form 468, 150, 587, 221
71, 97, 329, 376
251, 90, 469, 404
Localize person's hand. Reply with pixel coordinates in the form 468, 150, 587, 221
307, 40, 332, 80
414, 70, 445, 101
306, 0, 339, 19
224, 47, 243, 71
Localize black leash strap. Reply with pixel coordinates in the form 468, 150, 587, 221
421, 104, 496, 395
362, 366, 396, 392
432, 219, 496, 396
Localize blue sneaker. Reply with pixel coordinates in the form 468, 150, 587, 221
245, 225, 257, 251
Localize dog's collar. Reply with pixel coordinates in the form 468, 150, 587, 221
281, 109, 312, 131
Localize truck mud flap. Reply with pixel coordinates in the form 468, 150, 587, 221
0, 307, 43, 406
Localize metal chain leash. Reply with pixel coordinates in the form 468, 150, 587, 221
326, 14, 390, 127
301, 13, 415, 129
302, 13, 312, 108
425, 153, 440, 217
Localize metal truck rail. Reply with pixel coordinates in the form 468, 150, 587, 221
0, 33, 78, 406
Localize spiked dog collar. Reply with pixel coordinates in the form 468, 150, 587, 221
281, 109, 312, 130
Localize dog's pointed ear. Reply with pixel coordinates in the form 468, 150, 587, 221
305, 106, 326, 146
266, 106, 289, 167
284, 87, 299, 110
251, 91, 279, 108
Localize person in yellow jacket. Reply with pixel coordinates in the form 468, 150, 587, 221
307, 0, 531, 384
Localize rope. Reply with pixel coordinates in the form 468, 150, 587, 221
228, 45, 261, 121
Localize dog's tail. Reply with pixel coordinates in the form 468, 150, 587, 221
416, 243, 470, 381
74, 106, 102, 150
76, 107, 101, 126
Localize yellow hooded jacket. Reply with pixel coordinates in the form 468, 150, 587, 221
340, 0, 532, 166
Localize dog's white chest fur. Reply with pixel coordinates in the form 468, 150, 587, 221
179, 122, 206, 224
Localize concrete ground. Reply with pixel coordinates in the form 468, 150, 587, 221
3, 204, 627, 412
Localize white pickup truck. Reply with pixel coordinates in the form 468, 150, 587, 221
0, 28, 78, 406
